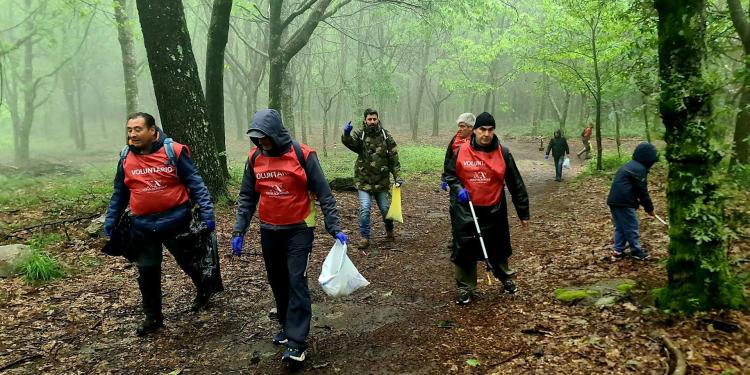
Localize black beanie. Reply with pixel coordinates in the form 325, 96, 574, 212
474, 112, 495, 129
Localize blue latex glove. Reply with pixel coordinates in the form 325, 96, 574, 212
335, 232, 348, 244
544, 154, 549, 160
394, 178, 404, 187
231, 236, 244, 256
343, 121, 353, 135
457, 188, 470, 204
203, 220, 215, 232
440, 181, 448, 191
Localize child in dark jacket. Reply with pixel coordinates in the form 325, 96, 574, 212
606, 143, 659, 260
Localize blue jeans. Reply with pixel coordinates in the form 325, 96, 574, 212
554, 156, 564, 181
358, 190, 394, 238
610, 206, 643, 254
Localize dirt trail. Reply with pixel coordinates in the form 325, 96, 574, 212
2, 139, 747, 374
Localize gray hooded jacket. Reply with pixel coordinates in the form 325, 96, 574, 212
233, 109, 342, 237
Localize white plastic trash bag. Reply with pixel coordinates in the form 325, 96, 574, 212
318, 240, 370, 297
562, 156, 571, 169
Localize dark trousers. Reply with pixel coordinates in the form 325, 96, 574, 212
610, 206, 643, 254
553, 156, 563, 180
260, 227, 314, 349
131, 222, 204, 321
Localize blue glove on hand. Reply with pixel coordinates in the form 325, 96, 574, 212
457, 188, 470, 204
343, 121, 353, 135
203, 220, 216, 232
544, 154, 549, 160
231, 236, 244, 256
440, 181, 448, 191
335, 232, 348, 244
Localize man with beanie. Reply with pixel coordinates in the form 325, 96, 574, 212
544, 129, 570, 181
104, 112, 217, 336
342, 108, 402, 250
607, 143, 658, 260
443, 112, 530, 305
232, 109, 347, 366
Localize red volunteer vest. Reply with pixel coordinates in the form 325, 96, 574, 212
251, 144, 313, 225
451, 132, 470, 155
123, 143, 189, 216
455, 143, 506, 206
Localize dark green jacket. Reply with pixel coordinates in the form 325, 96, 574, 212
342, 123, 401, 192
546, 136, 570, 159
442, 136, 529, 264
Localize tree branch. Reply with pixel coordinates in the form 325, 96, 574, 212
727, 0, 750, 52
282, 0, 318, 30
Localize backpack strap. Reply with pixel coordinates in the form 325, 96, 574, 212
291, 140, 306, 169
119, 145, 129, 162
163, 137, 177, 167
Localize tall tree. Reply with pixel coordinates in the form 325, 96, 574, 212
113, 0, 139, 116
654, 0, 745, 312
205, 0, 232, 178
727, 0, 750, 166
135, 0, 227, 198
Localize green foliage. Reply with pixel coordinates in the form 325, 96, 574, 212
554, 288, 600, 302
19, 234, 65, 283
465, 359, 481, 367
577, 152, 629, 179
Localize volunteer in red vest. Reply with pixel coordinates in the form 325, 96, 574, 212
104, 112, 216, 336
441, 112, 475, 191
577, 122, 593, 159
443, 112, 530, 305
231, 109, 347, 366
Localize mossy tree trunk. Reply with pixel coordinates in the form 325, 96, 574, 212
654, 0, 746, 313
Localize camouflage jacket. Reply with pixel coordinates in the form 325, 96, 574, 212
342, 124, 401, 192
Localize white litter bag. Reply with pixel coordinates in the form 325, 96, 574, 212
318, 240, 370, 297
562, 156, 571, 169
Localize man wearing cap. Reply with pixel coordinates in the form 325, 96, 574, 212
443, 112, 530, 305
341, 108, 402, 250
231, 109, 347, 366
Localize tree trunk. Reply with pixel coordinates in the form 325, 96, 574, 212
642, 95, 652, 143
282, 66, 296, 137
16, 22, 34, 165
136, 0, 227, 198
654, 0, 745, 312
205, 0, 232, 178
731, 61, 750, 165
612, 102, 621, 159
432, 103, 440, 137
114, 0, 140, 116
578, 92, 588, 126
592, 23, 603, 170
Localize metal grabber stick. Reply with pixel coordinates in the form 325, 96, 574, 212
468, 200, 494, 285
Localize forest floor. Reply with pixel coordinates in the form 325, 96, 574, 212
0, 138, 748, 374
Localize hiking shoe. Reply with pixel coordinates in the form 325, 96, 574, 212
281, 346, 306, 364
272, 330, 288, 345
190, 292, 212, 312
455, 290, 472, 305
611, 250, 625, 260
502, 279, 518, 294
631, 251, 650, 261
136, 318, 164, 337
386, 229, 395, 241
357, 238, 370, 249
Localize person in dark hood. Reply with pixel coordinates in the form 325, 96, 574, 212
545, 129, 570, 182
341, 108, 402, 249
232, 109, 347, 366
104, 112, 216, 336
606, 142, 659, 260
443, 112, 530, 305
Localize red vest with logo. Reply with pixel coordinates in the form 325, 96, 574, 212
123, 143, 190, 216
251, 144, 313, 225
455, 143, 506, 206
451, 132, 470, 155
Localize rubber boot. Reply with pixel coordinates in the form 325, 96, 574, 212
136, 266, 164, 336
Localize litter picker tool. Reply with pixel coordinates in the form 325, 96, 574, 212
468, 200, 494, 285
654, 214, 668, 226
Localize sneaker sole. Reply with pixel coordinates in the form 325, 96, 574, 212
282, 352, 306, 363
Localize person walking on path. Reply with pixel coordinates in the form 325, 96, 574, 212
577, 123, 593, 159
545, 129, 570, 182
104, 112, 217, 336
607, 143, 658, 260
231, 109, 347, 366
443, 112, 530, 305
341, 108, 402, 249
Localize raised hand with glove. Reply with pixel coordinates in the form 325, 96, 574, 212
343, 121, 353, 135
